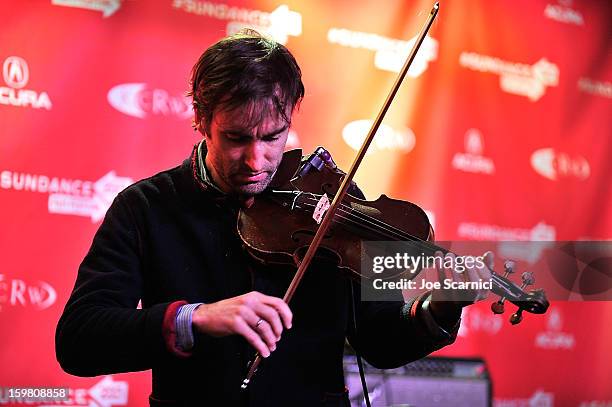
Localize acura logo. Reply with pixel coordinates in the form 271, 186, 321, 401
3, 56, 29, 88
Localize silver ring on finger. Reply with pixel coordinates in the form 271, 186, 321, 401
255, 319, 264, 329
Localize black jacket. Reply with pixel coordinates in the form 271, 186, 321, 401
56, 148, 457, 406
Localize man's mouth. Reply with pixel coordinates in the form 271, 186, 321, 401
237, 172, 268, 183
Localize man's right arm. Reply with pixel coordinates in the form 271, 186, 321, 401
55, 193, 292, 376
55, 193, 175, 376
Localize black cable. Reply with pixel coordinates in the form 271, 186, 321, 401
350, 280, 371, 407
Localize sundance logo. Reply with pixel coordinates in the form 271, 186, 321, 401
452, 128, 495, 174
51, 0, 122, 18
327, 28, 437, 76
0, 170, 133, 222
458, 221, 556, 242
0, 274, 56, 312
460, 52, 559, 101
531, 148, 590, 181
107, 83, 191, 120
1, 56, 52, 110
87, 376, 128, 407
173, 1, 302, 45
342, 120, 416, 154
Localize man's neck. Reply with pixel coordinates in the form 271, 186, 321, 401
197, 141, 225, 194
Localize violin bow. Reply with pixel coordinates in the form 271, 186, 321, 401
241, 2, 440, 389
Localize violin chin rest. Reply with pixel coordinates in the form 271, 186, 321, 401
268, 149, 303, 189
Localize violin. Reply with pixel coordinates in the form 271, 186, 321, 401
238, 146, 550, 316
238, 2, 549, 388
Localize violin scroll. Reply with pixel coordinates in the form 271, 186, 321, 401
489, 260, 549, 325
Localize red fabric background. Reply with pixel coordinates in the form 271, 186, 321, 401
1, 1, 610, 406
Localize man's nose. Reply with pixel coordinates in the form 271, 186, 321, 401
243, 141, 266, 172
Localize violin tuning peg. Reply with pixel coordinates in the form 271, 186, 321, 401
507, 271, 533, 324
521, 271, 535, 286
491, 301, 505, 314
510, 308, 524, 325
490, 260, 517, 315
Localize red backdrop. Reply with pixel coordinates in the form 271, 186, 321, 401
1, 1, 610, 406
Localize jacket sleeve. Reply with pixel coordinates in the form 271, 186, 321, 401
346, 284, 460, 369
55, 192, 181, 377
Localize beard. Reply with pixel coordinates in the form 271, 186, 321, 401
227, 171, 274, 196
224, 171, 274, 196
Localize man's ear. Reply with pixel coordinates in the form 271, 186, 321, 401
200, 121, 211, 139
193, 114, 207, 137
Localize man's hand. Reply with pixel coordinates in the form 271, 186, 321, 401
429, 251, 493, 327
192, 291, 292, 358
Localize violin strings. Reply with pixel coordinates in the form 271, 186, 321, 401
272, 191, 429, 243
271, 191, 411, 240
269, 191, 406, 241
266, 192, 514, 298
264, 193, 541, 303
271, 192, 445, 255
296, 203, 451, 271
298, 193, 440, 249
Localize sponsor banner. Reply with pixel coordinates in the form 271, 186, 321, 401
531, 148, 590, 181
1, 170, 133, 223
1, 2, 610, 405
172, 1, 302, 44
342, 120, 416, 153
327, 28, 437, 76
0, 274, 57, 312
457, 221, 556, 242
544, 0, 584, 26
494, 389, 555, 407
534, 307, 576, 350
578, 77, 612, 99
459, 52, 559, 101
452, 128, 495, 174
107, 84, 191, 120
1, 56, 52, 110
51, 0, 122, 18
458, 306, 503, 337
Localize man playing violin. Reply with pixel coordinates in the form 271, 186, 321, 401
56, 30, 491, 407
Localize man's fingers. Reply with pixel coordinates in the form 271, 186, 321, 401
259, 295, 293, 330
252, 302, 283, 339
234, 318, 271, 358
253, 319, 278, 351
241, 306, 279, 349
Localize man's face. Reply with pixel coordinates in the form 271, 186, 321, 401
202, 101, 292, 196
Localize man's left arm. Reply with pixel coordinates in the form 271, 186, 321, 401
346, 251, 492, 369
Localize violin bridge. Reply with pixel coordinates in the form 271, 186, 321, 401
312, 193, 331, 224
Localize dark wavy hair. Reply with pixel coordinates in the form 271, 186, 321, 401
188, 30, 305, 133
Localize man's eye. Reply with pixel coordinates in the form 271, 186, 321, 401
226, 135, 248, 142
